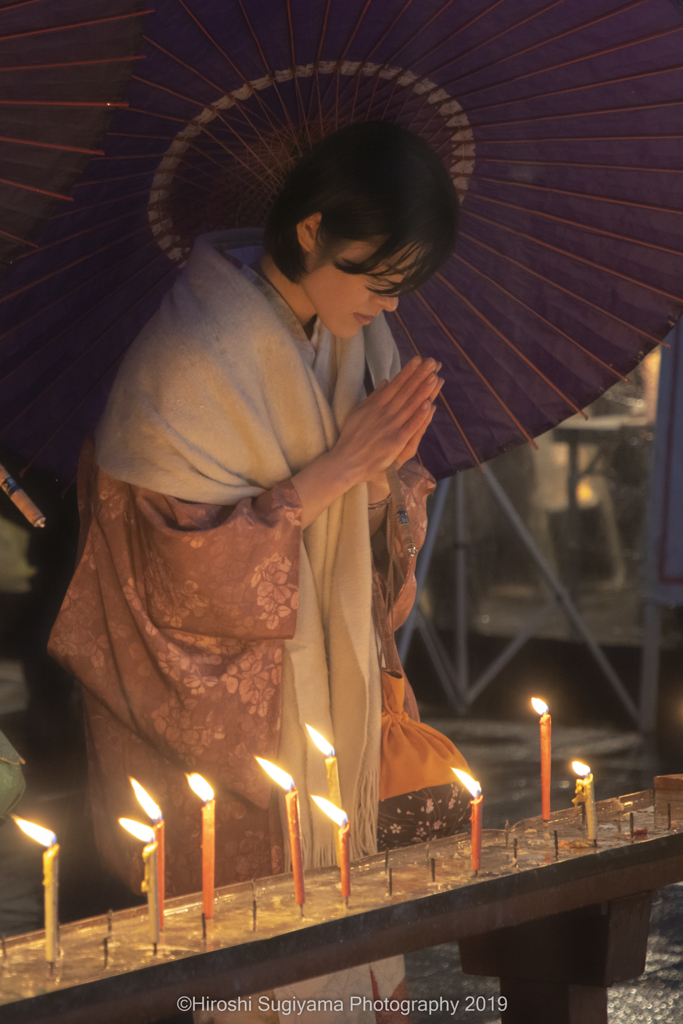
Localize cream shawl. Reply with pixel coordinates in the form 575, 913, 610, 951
96, 229, 401, 867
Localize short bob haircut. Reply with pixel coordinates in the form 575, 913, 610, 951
264, 121, 459, 296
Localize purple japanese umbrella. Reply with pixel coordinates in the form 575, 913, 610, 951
1, 0, 682, 493
0, 0, 146, 268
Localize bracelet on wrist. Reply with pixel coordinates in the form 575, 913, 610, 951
368, 495, 391, 510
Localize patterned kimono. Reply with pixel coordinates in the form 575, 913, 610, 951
48, 263, 435, 899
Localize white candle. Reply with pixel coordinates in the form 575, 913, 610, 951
119, 818, 160, 946
572, 761, 598, 841
13, 818, 59, 965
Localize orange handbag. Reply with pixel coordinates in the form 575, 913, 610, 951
374, 480, 470, 801
380, 668, 469, 801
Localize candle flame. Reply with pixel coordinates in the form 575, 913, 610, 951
186, 773, 215, 803
130, 778, 162, 823
531, 697, 549, 716
255, 757, 295, 792
119, 818, 155, 843
453, 769, 482, 799
312, 795, 348, 828
305, 724, 335, 758
572, 761, 591, 778
13, 817, 56, 848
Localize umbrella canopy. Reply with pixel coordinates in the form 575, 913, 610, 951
0, 0, 682, 486
0, 0, 146, 269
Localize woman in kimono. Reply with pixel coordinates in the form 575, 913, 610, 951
49, 121, 465, 1022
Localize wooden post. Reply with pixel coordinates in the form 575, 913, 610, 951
459, 893, 652, 1024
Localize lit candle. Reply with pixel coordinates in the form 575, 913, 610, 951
572, 761, 598, 842
119, 819, 160, 947
306, 724, 342, 865
130, 778, 165, 931
256, 757, 305, 910
14, 818, 59, 965
531, 698, 552, 821
187, 774, 215, 920
453, 770, 483, 873
312, 796, 350, 904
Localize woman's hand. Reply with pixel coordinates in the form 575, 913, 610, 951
331, 356, 443, 485
291, 356, 443, 527
392, 367, 441, 468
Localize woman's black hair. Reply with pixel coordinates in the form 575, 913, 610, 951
264, 121, 459, 295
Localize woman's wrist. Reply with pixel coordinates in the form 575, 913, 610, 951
291, 448, 359, 528
367, 472, 390, 506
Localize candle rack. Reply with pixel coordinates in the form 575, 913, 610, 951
1, 783, 682, 1024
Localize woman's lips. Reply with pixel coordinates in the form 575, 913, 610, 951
353, 312, 374, 326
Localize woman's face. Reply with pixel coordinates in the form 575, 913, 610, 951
298, 216, 403, 339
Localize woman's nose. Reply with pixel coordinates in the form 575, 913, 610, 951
378, 294, 399, 313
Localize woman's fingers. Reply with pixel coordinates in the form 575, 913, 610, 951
395, 405, 437, 466
385, 371, 441, 429
374, 356, 436, 409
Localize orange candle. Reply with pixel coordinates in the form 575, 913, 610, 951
453, 770, 483, 873
285, 790, 305, 906
187, 774, 215, 920
312, 796, 350, 903
130, 778, 165, 931
531, 698, 552, 821
256, 757, 305, 909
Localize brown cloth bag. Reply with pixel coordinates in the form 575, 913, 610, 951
374, 481, 469, 802
380, 669, 469, 800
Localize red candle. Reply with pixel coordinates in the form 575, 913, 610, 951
453, 769, 483, 873
285, 789, 305, 907
312, 795, 350, 903
130, 778, 165, 931
470, 793, 483, 872
531, 698, 552, 821
187, 774, 216, 920
339, 822, 350, 899
256, 758, 305, 910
